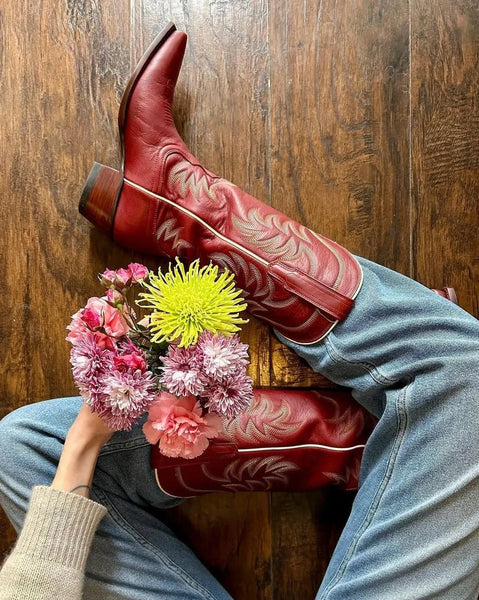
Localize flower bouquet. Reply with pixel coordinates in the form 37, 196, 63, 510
67, 259, 253, 459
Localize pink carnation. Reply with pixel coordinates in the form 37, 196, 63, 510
143, 393, 221, 459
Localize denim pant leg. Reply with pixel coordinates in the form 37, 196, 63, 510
279, 257, 479, 600
0, 397, 232, 600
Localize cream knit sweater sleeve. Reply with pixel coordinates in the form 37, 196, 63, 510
0, 486, 107, 599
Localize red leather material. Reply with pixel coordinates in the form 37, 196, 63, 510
108, 29, 363, 344
151, 389, 377, 496
268, 262, 355, 321
431, 287, 458, 305
122, 32, 189, 186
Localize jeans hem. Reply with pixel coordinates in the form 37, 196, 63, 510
92, 487, 221, 600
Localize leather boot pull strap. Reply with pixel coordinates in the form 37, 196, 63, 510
268, 262, 355, 322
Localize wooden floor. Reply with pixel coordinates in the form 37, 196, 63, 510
1, 1, 479, 598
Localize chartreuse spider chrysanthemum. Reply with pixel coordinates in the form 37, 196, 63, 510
138, 259, 248, 348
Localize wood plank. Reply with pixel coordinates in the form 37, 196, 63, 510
130, 3, 273, 598
0, 0, 133, 559
411, 0, 479, 316
269, 0, 411, 273
0, 1, 133, 410
163, 492, 271, 600
268, 0, 410, 596
271, 490, 354, 599
271, 338, 337, 388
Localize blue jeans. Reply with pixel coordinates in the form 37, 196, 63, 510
1, 256, 479, 599
0, 400, 232, 599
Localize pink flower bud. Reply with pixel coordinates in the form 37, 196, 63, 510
106, 289, 125, 306
99, 268, 117, 287
128, 263, 149, 283
114, 268, 132, 289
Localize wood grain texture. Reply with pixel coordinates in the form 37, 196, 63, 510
1, 0, 478, 597
271, 489, 354, 599
132, 3, 274, 599
0, 0, 134, 558
0, 1, 133, 415
268, 0, 410, 272
411, 1, 479, 316
267, 2, 410, 595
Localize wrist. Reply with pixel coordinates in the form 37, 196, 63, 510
51, 434, 103, 496
65, 424, 109, 453
67, 404, 115, 449
50, 404, 114, 497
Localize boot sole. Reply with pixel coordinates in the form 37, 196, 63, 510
79, 21, 177, 236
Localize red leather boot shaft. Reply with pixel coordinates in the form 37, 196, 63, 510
152, 388, 377, 496
115, 175, 361, 340
98, 27, 363, 343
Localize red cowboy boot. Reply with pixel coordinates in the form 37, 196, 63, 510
80, 22, 363, 344
151, 388, 377, 496
151, 287, 460, 497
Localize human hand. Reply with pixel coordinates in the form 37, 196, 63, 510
66, 403, 116, 449
51, 404, 116, 497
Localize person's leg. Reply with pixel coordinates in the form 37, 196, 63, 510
278, 257, 479, 600
0, 397, 232, 600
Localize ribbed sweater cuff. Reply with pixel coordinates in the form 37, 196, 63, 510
14, 486, 107, 571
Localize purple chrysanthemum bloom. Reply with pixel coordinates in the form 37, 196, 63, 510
197, 331, 249, 378
70, 331, 114, 389
96, 369, 157, 430
160, 344, 208, 396
80, 386, 109, 415
203, 371, 254, 419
